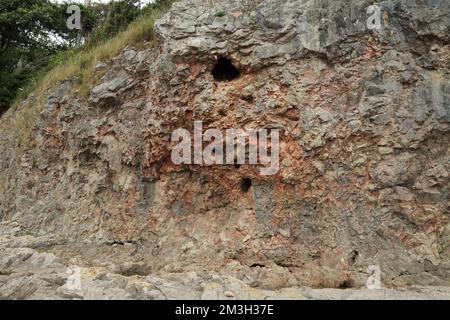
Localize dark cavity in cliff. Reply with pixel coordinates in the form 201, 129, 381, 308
212, 57, 240, 81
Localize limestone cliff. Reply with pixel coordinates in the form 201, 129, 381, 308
0, 0, 449, 299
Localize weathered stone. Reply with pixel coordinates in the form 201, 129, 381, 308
89, 71, 132, 107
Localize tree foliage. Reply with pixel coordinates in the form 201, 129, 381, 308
0, 0, 159, 115
0, 0, 60, 54
84, 0, 141, 48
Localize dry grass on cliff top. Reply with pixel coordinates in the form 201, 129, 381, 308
0, 1, 175, 147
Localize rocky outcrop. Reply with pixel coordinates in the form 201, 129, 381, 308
0, 0, 449, 298
1, 220, 449, 300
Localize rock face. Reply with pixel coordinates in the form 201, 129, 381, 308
0, 220, 449, 300
0, 0, 449, 298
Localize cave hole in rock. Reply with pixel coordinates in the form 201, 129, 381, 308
348, 250, 359, 266
240, 177, 252, 193
338, 279, 355, 289
212, 57, 240, 81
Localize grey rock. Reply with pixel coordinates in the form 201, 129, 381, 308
89, 71, 131, 107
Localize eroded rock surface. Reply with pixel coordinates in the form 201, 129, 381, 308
0, 0, 449, 298
1, 220, 449, 300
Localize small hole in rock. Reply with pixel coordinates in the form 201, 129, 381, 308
240, 177, 252, 193
338, 279, 355, 289
348, 250, 359, 266
212, 57, 240, 81
241, 94, 254, 103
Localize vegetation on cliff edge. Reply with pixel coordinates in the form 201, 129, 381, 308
0, 0, 175, 147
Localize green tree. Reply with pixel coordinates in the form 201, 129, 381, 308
0, 0, 62, 55
0, 0, 172, 115
0, 0, 65, 113
86, 0, 141, 47
0, 0, 97, 114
